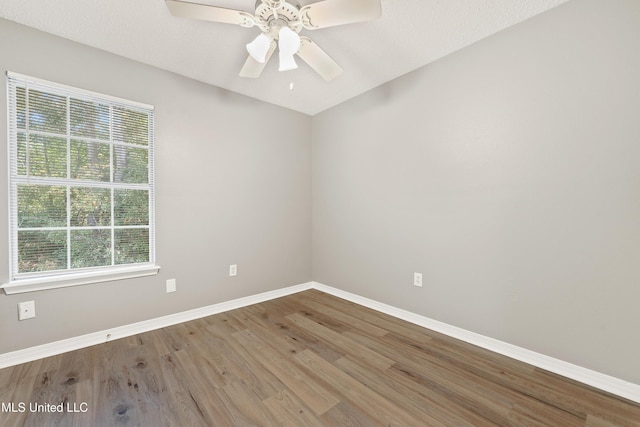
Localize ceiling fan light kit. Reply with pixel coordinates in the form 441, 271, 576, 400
165, 0, 382, 80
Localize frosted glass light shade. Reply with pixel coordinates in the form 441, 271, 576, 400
246, 33, 272, 63
279, 51, 298, 71
278, 27, 301, 71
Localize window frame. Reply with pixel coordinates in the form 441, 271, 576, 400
2, 72, 159, 294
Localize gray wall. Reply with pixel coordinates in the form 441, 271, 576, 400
312, 0, 640, 384
0, 19, 312, 353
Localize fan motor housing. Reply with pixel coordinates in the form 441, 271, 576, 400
255, 0, 302, 34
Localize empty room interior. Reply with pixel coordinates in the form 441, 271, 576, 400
1, 0, 639, 425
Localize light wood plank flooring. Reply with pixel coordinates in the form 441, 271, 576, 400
1, 289, 639, 426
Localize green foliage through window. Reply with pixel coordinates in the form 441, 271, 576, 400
8, 73, 155, 278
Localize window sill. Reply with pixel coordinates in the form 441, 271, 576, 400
1, 265, 161, 295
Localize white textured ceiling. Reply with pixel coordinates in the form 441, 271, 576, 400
0, 0, 570, 115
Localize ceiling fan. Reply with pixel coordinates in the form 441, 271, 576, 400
165, 0, 382, 81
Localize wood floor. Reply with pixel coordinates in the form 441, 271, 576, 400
1, 290, 639, 426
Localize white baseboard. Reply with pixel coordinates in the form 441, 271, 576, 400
1, 280, 638, 404
0, 282, 313, 371
311, 282, 640, 404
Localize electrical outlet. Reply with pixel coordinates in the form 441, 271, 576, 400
166, 278, 176, 293
413, 272, 423, 288
18, 301, 36, 320
229, 264, 237, 277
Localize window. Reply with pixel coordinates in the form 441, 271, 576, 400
3, 72, 158, 294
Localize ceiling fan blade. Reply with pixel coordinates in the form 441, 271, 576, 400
296, 37, 343, 81
165, 0, 254, 26
239, 41, 277, 78
300, 0, 381, 29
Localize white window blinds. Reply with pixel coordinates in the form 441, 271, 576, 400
6, 72, 156, 283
